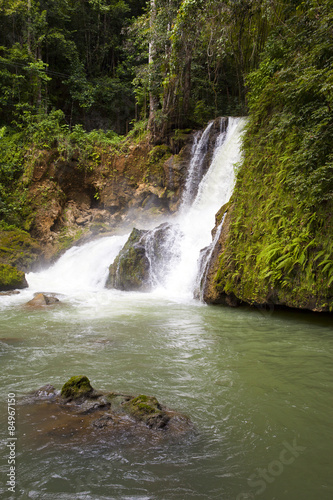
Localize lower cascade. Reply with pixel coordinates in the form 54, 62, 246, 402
26, 117, 246, 301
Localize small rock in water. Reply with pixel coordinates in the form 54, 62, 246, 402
26, 293, 60, 307
60, 375, 95, 400
34, 384, 59, 399
123, 394, 170, 429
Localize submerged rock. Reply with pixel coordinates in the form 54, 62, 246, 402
25, 376, 194, 445
26, 293, 60, 306
34, 384, 59, 399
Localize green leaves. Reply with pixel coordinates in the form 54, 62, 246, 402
214, 3, 333, 309
0, 0, 147, 133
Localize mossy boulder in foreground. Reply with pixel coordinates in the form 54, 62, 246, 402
0, 263, 28, 291
26, 376, 194, 445
60, 375, 94, 400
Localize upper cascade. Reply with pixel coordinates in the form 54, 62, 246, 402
158, 116, 246, 298
179, 117, 228, 209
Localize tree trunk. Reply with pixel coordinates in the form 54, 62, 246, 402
27, 0, 32, 54
182, 49, 192, 124
148, 0, 158, 137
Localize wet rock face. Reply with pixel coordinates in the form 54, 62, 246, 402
106, 228, 150, 291
106, 222, 182, 292
201, 203, 241, 307
22, 135, 193, 264
24, 376, 194, 446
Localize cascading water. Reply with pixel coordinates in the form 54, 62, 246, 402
180, 120, 214, 208
142, 222, 182, 289
195, 212, 227, 300
26, 234, 129, 294
22, 117, 245, 303
158, 117, 245, 299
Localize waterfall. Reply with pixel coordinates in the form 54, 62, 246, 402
24, 117, 246, 303
159, 117, 245, 298
142, 222, 182, 289
180, 120, 214, 208
26, 234, 129, 294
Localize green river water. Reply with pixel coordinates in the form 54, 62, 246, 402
0, 292, 332, 500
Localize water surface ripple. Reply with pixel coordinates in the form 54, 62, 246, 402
0, 297, 332, 500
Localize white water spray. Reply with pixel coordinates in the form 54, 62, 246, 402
180, 120, 214, 207
26, 234, 128, 294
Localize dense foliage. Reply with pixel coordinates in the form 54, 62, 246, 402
215, 0, 333, 310
139, 0, 287, 136
0, 0, 292, 135
0, 0, 146, 132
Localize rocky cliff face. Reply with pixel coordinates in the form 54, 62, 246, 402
7, 133, 198, 275
26, 140, 190, 261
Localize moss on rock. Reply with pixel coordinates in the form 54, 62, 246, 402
0, 228, 42, 271
0, 263, 28, 291
106, 228, 150, 291
61, 375, 94, 400
123, 394, 170, 429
